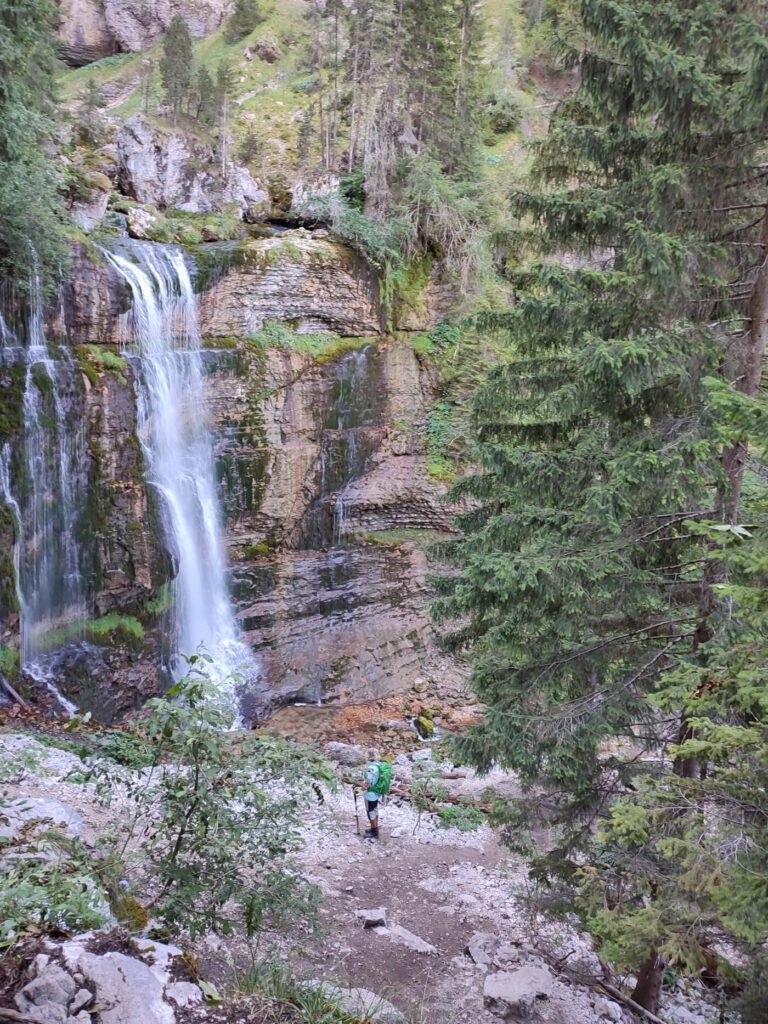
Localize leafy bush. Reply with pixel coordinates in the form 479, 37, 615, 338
0, 831, 109, 950
87, 659, 333, 939
436, 804, 484, 832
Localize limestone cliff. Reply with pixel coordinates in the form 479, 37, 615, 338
5, 232, 452, 719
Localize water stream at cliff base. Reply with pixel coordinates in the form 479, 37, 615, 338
104, 242, 258, 694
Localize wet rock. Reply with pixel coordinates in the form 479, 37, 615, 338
483, 965, 554, 1020
356, 907, 387, 928
594, 996, 623, 1021
324, 742, 366, 766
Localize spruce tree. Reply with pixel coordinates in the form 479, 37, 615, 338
435, 0, 768, 1008
159, 14, 193, 125
224, 0, 265, 45
0, 0, 68, 292
194, 66, 216, 125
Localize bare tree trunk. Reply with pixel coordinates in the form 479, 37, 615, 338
632, 950, 664, 1014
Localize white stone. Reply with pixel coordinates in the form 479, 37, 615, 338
306, 982, 406, 1024
69, 989, 93, 1015
410, 748, 433, 762
355, 907, 387, 928
594, 996, 623, 1022
323, 741, 366, 766
165, 981, 204, 1008
483, 965, 554, 1020
3, 799, 83, 839
387, 924, 437, 955
466, 931, 496, 966
60, 945, 175, 1024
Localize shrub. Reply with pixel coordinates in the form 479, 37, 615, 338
0, 831, 109, 950
87, 659, 333, 939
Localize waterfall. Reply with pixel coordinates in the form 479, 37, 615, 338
0, 268, 87, 689
103, 241, 257, 689
300, 345, 382, 548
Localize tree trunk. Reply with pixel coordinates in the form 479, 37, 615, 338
632, 950, 664, 1014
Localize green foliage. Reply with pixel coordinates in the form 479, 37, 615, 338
0, 0, 69, 292
435, 0, 768, 1001
86, 661, 332, 939
159, 14, 194, 122
0, 830, 109, 950
0, 643, 19, 677
247, 320, 370, 362
233, 962, 363, 1023
436, 803, 484, 832
225, 0, 267, 45
39, 613, 144, 653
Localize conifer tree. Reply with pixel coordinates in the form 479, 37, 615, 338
0, 0, 68, 292
224, 0, 265, 45
159, 14, 193, 125
435, 0, 768, 1008
194, 66, 216, 125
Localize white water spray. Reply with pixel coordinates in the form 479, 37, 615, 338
104, 242, 257, 691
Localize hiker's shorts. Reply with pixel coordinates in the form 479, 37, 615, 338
364, 797, 379, 818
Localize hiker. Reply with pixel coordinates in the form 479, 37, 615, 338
360, 749, 392, 840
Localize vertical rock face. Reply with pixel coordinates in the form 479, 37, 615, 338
55, 0, 117, 66
14, 236, 452, 717
208, 339, 451, 708
198, 232, 381, 337
106, 0, 231, 52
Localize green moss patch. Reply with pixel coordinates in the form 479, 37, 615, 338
74, 344, 127, 384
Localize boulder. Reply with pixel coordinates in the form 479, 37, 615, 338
116, 115, 268, 215
594, 996, 623, 1022
15, 964, 77, 1019
387, 924, 436, 954
61, 944, 177, 1024
2, 798, 83, 841
71, 172, 112, 232
466, 931, 496, 966
323, 741, 366, 766
116, 115, 208, 209
254, 36, 281, 63
483, 965, 554, 1020
355, 907, 387, 928
126, 206, 157, 240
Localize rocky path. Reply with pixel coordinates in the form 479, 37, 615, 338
0, 730, 722, 1024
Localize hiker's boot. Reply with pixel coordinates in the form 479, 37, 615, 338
364, 826, 380, 840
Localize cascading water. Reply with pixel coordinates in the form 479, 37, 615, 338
0, 271, 86, 687
300, 346, 383, 548
103, 241, 257, 689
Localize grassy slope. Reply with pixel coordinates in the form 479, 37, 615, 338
58, 0, 547, 193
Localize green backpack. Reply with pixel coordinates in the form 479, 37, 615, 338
371, 761, 392, 797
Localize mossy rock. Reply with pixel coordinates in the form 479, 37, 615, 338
415, 714, 434, 739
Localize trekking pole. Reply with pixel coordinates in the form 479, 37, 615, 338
353, 786, 361, 835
